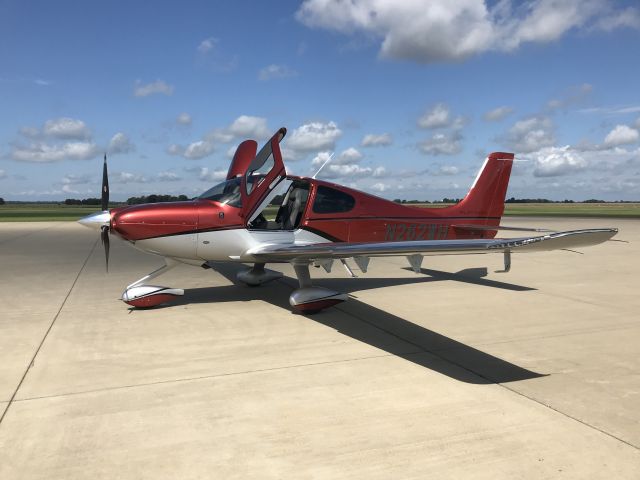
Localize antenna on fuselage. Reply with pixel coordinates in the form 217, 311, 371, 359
311, 152, 334, 179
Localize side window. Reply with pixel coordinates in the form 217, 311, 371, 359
312, 186, 355, 214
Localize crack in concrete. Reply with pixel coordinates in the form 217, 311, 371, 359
0, 237, 98, 427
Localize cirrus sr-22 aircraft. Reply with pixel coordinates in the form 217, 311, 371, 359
79, 127, 617, 313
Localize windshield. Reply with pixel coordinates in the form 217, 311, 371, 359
198, 176, 262, 207
198, 177, 242, 207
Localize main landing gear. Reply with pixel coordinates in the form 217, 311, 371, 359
236, 262, 348, 314
121, 259, 184, 308
288, 263, 348, 314
122, 260, 347, 313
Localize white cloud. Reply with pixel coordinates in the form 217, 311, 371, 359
361, 133, 393, 147
167, 144, 183, 156
322, 164, 376, 179
604, 125, 639, 146
167, 140, 215, 160
114, 172, 147, 183
418, 103, 450, 129
419, 131, 462, 155
372, 166, 387, 177
11, 142, 99, 163
108, 132, 135, 154
311, 151, 333, 167
43, 117, 91, 140
311, 148, 365, 167
593, 7, 640, 31
0, 169, 7, 179
371, 182, 389, 192
134, 79, 174, 97
483, 106, 513, 122
227, 115, 269, 139
335, 147, 363, 164
61, 184, 80, 194
438, 165, 460, 175
258, 64, 298, 81
287, 121, 342, 152
156, 171, 181, 182
198, 167, 228, 182
62, 173, 91, 185
197, 37, 217, 54
176, 113, 192, 125
205, 115, 271, 145
296, 0, 639, 63
580, 105, 640, 115
311, 150, 384, 179
532, 146, 588, 177
503, 116, 555, 153
184, 140, 215, 160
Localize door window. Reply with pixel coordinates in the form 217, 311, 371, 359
312, 186, 355, 214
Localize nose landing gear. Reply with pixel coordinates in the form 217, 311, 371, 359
122, 259, 184, 308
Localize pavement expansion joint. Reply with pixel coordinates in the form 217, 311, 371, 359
12, 352, 399, 404
498, 382, 640, 452
438, 321, 640, 351
332, 302, 640, 453
0, 237, 99, 428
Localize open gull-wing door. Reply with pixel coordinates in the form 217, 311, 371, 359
240, 127, 287, 226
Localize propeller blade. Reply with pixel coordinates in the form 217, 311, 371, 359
101, 225, 110, 272
101, 153, 109, 211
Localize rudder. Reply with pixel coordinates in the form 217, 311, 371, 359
450, 152, 514, 221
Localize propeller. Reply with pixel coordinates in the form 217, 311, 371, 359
101, 153, 109, 211
101, 154, 110, 271
77, 153, 112, 271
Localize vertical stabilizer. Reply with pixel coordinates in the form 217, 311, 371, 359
450, 152, 514, 221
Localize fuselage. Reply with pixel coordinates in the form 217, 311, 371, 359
107, 175, 501, 266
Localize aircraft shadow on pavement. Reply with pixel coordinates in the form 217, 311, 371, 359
164, 263, 545, 385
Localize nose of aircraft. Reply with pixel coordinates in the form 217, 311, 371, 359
78, 210, 111, 230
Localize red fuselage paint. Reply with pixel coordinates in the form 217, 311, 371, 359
108, 152, 513, 244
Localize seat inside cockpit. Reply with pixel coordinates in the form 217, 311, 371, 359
248, 179, 310, 231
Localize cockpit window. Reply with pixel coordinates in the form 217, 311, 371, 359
245, 141, 275, 195
312, 186, 355, 214
198, 177, 246, 207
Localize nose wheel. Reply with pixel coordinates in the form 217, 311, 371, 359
122, 259, 184, 308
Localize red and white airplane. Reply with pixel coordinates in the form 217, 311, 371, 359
79, 128, 617, 313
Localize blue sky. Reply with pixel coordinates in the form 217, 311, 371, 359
1, 0, 640, 201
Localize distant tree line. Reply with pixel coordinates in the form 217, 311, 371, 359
391, 197, 620, 204
63, 194, 190, 206
126, 194, 189, 205
64, 198, 103, 205
0, 197, 5, 205
393, 198, 462, 204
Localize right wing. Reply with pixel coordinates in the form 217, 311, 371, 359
244, 228, 618, 262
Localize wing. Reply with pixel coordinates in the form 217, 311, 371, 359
245, 228, 617, 262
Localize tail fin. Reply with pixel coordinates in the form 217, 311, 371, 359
450, 152, 514, 221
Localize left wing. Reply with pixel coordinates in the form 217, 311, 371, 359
244, 228, 617, 262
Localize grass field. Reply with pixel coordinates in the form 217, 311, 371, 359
1, 202, 639, 222
0, 204, 104, 222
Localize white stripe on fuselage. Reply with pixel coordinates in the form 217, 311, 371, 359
133, 227, 330, 263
